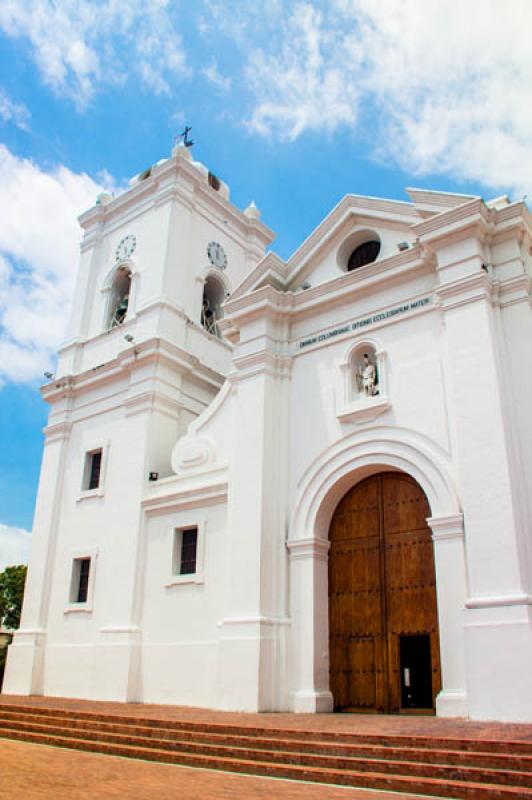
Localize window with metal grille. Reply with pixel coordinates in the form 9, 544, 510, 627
84, 449, 102, 490
179, 528, 198, 575
347, 240, 381, 271
72, 558, 91, 603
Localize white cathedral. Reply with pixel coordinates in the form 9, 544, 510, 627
4, 144, 532, 722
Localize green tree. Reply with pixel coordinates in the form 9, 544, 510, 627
0, 565, 27, 630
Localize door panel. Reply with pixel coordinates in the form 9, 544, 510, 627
329, 472, 441, 713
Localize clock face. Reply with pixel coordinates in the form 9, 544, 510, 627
207, 241, 227, 269
115, 234, 136, 262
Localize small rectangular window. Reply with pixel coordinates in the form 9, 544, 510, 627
88, 450, 102, 490
71, 558, 91, 603
174, 527, 198, 576
83, 449, 102, 491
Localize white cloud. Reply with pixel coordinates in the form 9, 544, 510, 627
236, 0, 532, 196
202, 59, 231, 92
0, 1, 189, 107
0, 90, 30, 130
0, 145, 108, 384
0, 524, 31, 570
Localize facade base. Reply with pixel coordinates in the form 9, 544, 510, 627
292, 690, 334, 713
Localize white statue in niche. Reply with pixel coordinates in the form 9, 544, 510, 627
355, 353, 378, 397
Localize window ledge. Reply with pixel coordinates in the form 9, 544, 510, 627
76, 488, 104, 503
165, 573, 204, 587
337, 396, 391, 424
64, 603, 93, 614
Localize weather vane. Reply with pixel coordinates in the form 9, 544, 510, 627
177, 126, 194, 148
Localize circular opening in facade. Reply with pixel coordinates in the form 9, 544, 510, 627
347, 240, 381, 271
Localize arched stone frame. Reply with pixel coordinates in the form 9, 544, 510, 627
286, 426, 469, 718
195, 267, 232, 332
100, 258, 140, 331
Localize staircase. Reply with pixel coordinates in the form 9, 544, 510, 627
1, 701, 532, 799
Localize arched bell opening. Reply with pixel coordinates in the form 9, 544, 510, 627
328, 470, 441, 714
107, 265, 132, 328
201, 273, 226, 338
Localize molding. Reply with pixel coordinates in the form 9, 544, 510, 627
293, 293, 434, 357
337, 396, 391, 424
291, 426, 460, 542
495, 274, 532, 309
413, 198, 491, 242
142, 472, 228, 515
427, 514, 464, 542
219, 615, 291, 627
231, 351, 292, 382
99, 626, 141, 634
286, 537, 330, 562
435, 272, 495, 311
465, 593, 532, 610
124, 390, 182, 419
45, 337, 225, 404
43, 421, 72, 443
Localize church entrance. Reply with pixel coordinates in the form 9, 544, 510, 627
328, 471, 441, 713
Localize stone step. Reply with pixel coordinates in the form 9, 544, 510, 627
0, 716, 531, 789
1, 709, 530, 772
2, 702, 531, 755
0, 727, 532, 800
1, 725, 531, 800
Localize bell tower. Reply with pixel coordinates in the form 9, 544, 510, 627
3, 144, 274, 699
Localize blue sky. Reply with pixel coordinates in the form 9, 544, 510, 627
0, 0, 530, 567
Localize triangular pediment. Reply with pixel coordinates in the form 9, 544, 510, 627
231, 193, 421, 299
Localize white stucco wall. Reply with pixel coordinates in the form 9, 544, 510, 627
5, 174, 532, 723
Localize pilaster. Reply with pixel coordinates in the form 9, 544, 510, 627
286, 537, 334, 712
217, 307, 292, 711
3, 420, 72, 695
430, 231, 532, 720
427, 514, 468, 717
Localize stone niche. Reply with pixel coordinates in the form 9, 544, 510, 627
337, 340, 390, 424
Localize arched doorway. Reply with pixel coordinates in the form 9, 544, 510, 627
329, 471, 441, 713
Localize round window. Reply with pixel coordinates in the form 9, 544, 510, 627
347, 240, 381, 271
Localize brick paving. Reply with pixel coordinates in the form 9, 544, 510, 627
0, 738, 424, 800
2, 695, 532, 799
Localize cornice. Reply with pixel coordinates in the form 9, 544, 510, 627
435, 272, 495, 311
292, 244, 429, 312
495, 274, 532, 308
231, 350, 292, 382
43, 420, 73, 443
78, 150, 274, 247
223, 246, 435, 338
142, 469, 228, 515
123, 390, 182, 419
413, 198, 492, 244
45, 337, 225, 403
230, 251, 289, 301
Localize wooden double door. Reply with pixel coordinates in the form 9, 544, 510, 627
329, 472, 441, 713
